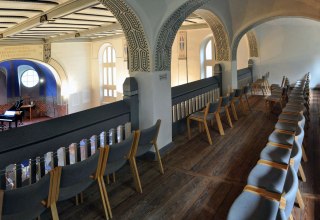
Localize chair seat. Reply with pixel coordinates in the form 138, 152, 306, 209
283, 106, 304, 113
260, 145, 292, 165
278, 113, 300, 122
268, 131, 295, 146
275, 122, 297, 132
266, 95, 281, 102
247, 163, 287, 194
189, 111, 214, 120
227, 191, 280, 220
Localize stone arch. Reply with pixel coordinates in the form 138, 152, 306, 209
195, 9, 231, 61
154, 0, 210, 71
231, 16, 320, 60
98, 0, 151, 72
246, 31, 259, 58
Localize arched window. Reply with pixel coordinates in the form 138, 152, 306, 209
101, 45, 117, 103
201, 37, 215, 78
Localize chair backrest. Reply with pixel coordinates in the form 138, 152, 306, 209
1, 173, 52, 220
135, 120, 161, 157
105, 132, 139, 175
234, 89, 243, 97
281, 165, 299, 219
243, 85, 250, 94
228, 92, 235, 101
220, 96, 230, 108
208, 99, 220, 113
57, 147, 107, 201
290, 142, 302, 174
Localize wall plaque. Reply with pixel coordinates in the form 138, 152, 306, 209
0, 45, 43, 61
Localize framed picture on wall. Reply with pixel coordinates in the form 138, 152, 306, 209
123, 40, 128, 62
178, 31, 187, 59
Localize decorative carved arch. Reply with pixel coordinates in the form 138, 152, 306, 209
195, 9, 231, 61
246, 31, 259, 58
154, 0, 210, 71
98, 0, 151, 72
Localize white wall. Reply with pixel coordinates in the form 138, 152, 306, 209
51, 42, 92, 114
237, 36, 249, 69
91, 37, 130, 108
171, 28, 212, 87
254, 18, 320, 88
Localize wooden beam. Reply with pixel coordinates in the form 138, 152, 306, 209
46, 23, 121, 43
1, 0, 98, 38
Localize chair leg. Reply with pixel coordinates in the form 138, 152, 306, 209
240, 99, 246, 114
198, 121, 203, 133
231, 103, 238, 121
187, 118, 191, 139
203, 121, 213, 145
98, 178, 111, 219
215, 113, 225, 136
302, 144, 308, 162
154, 143, 164, 174
50, 203, 59, 220
128, 157, 143, 193
296, 189, 305, 209
225, 107, 233, 128
245, 94, 252, 112
298, 164, 307, 182
101, 180, 112, 219
80, 192, 84, 204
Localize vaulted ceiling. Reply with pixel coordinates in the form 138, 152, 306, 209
0, 0, 207, 45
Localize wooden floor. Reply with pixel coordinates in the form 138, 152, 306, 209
42, 91, 320, 220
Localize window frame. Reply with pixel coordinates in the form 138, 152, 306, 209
21, 69, 39, 88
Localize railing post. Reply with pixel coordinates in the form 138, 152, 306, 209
214, 63, 223, 95
123, 77, 139, 131
248, 59, 254, 83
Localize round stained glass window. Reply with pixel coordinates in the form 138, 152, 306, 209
21, 70, 39, 88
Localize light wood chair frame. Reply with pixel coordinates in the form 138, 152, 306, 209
52, 147, 111, 219
128, 125, 164, 194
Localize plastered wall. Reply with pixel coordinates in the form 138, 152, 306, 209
254, 18, 320, 88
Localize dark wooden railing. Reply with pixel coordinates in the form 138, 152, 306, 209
171, 76, 221, 137
0, 77, 139, 190
238, 67, 253, 88
0, 100, 133, 190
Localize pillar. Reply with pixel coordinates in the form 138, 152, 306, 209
132, 71, 172, 150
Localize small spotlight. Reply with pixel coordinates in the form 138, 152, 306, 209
40, 78, 45, 83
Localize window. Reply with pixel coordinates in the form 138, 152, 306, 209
21, 69, 39, 88
202, 38, 215, 78
101, 45, 117, 103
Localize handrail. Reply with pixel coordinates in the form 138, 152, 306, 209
0, 100, 131, 168
172, 76, 221, 105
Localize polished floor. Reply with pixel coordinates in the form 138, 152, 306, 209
42, 91, 320, 220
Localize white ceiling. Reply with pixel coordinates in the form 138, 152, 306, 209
0, 0, 207, 44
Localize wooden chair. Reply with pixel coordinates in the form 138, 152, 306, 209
104, 131, 141, 199
232, 89, 246, 115
129, 120, 164, 193
187, 100, 223, 145
265, 87, 287, 116
54, 147, 110, 219
0, 170, 59, 220
218, 96, 233, 128
242, 85, 252, 112
228, 92, 238, 121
